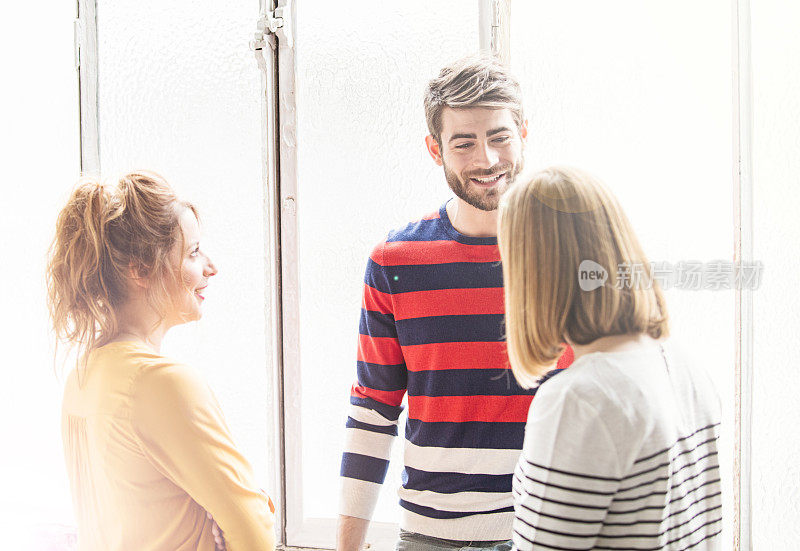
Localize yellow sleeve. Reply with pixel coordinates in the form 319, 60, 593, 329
131, 362, 276, 551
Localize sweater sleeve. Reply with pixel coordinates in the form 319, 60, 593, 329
132, 363, 276, 551
511, 378, 623, 551
339, 241, 407, 520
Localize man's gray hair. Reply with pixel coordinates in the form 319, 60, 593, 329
424, 53, 524, 144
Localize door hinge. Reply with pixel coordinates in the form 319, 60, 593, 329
250, 4, 293, 54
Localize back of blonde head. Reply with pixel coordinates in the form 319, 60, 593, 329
498, 166, 669, 386
47, 171, 195, 365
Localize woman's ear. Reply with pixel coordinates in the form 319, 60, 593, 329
127, 263, 149, 289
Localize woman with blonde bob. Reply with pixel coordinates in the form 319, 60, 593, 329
498, 167, 722, 550
47, 172, 275, 551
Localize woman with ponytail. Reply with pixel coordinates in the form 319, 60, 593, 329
47, 172, 275, 551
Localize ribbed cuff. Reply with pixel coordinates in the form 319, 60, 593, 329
339, 477, 383, 520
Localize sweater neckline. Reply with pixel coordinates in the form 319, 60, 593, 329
438, 201, 499, 246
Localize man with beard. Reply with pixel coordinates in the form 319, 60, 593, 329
337, 54, 573, 551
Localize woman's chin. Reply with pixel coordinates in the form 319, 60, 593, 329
185, 309, 203, 323
168, 308, 203, 327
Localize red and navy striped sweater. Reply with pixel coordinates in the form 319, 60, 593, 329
339, 203, 573, 540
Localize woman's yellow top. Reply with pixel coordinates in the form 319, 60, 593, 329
61, 341, 275, 551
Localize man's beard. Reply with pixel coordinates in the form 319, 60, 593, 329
443, 158, 523, 211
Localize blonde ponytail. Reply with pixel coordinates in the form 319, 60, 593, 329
46, 171, 196, 365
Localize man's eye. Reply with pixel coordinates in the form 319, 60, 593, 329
454, 143, 473, 149
493, 136, 510, 143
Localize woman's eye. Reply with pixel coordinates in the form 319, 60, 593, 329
190, 247, 200, 257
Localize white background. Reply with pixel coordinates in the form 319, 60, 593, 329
510, 0, 736, 542
751, 0, 800, 545
293, 0, 477, 532
1, 1, 80, 548
94, 0, 277, 502
0, 1, 798, 549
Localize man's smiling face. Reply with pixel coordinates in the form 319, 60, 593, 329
434, 106, 527, 211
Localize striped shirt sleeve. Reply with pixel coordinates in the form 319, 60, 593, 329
512, 385, 623, 550
339, 242, 407, 520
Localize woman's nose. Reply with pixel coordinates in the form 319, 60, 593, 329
204, 255, 218, 277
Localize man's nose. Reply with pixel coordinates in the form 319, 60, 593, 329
473, 142, 499, 169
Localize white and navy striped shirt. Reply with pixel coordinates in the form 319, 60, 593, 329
512, 341, 722, 550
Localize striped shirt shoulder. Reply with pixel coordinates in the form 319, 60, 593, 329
512, 342, 722, 550
386, 208, 444, 242
369, 205, 501, 284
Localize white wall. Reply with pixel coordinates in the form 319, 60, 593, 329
751, 1, 800, 547
0, 0, 80, 548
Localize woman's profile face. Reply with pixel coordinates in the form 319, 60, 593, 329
171, 208, 217, 323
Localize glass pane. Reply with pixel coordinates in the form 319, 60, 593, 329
751, 1, 800, 546
1, 2, 79, 545
96, 0, 277, 494
293, 0, 479, 542
511, 0, 735, 543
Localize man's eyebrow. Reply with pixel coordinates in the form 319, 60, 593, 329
448, 127, 513, 142
487, 126, 512, 137
448, 132, 477, 143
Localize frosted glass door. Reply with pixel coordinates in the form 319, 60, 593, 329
289, 1, 479, 548
95, 0, 278, 501
510, 0, 736, 545
751, 1, 800, 546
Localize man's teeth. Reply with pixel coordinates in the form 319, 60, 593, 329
473, 174, 504, 183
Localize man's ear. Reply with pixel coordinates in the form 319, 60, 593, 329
520, 119, 529, 141
425, 135, 444, 166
